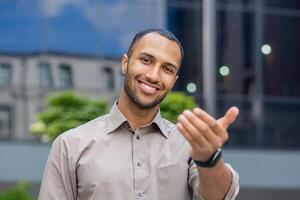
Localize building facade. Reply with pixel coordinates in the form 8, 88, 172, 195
168, 0, 300, 149
0, 51, 122, 141
167, 0, 300, 199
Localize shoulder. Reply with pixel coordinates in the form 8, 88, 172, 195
52, 114, 109, 154
63, 114, 108, 138
160, 117, 186, 143
162, 117, 175, 126
161, 117, 177, 133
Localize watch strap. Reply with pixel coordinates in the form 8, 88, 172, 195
193, 148, 222, 168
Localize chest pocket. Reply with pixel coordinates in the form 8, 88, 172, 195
156, 163, 190, 200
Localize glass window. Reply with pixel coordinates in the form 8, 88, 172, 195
263, 14, 300, 97
260, 12, 300, 149
39, 62, 53, 88
59, 64, 73, 89
263, 100, 300, 148
0, 106, 11, 140
167, 4, 203, 94
217, 0, 253, 6
0, 63, 12, 87
103, 66, 114, 90
263, 0, 300, 9
216, 2, 300, 149
216, 10, 255, 96
216, 9, 257, 148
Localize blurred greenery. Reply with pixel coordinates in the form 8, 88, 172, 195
31, 91, 109, 141
161, 92, 197, 123
31, 91, 196, 141
0, 182, 33, 200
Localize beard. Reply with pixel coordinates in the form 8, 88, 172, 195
123, 68, 169, 109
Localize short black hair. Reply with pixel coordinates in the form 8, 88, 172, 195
127, 28, 184, 64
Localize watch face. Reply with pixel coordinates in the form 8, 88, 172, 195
212, 149, 222, 161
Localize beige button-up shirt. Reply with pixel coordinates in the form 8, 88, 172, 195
39, 103, 239, 200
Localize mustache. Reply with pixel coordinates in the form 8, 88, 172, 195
142, 76, 164, 89
144, 76, 159, 84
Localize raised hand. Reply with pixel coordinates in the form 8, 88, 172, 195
177, 107, 239, 162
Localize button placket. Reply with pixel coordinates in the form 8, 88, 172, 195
135, 192, 145, 199
132, 129, 147, 200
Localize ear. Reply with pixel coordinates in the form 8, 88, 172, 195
121, 54, 129, 74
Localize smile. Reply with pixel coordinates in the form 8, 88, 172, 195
138, 80, 160, 95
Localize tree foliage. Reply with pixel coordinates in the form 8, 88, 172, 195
160, 92, 197, 123
0, 182, 33, 200
31, 91, 109, 141
31, 91, 196, 141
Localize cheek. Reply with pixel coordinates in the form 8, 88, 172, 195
126, 63, 141, 77
163, 76, 177, 89
125, 66, 136, 79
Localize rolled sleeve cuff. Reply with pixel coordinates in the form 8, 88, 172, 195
224, 163, 239, 200
189, 163, 239, 200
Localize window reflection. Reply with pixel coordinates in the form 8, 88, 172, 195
39, 62, 53, 88
0, 63, 12, 87
102, 66, 114, 91
59, 64, 73, 89
0, 106, 11, 140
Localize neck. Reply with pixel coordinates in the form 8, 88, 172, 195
118, 88, 159, 129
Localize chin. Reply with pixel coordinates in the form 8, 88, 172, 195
124, 82, 166, 109
135, 100, 159, 109
134, 96, 165, 109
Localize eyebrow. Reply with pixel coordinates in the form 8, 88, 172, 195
139, 52, 179, 71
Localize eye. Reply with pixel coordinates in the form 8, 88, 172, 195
163, 65, 175, 74
140, 57, 151, 64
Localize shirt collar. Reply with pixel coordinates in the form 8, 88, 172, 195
107, 102, 170, 138
107, 102, 127, 134
151, 110, 170, 138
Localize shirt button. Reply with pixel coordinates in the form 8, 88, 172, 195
136, 135, 140, 140
137, 192, 144, 197
137, 162, 142, 166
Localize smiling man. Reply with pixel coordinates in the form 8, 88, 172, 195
38, 29, 239, 200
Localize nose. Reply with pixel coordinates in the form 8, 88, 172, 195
145, 64, 160, 83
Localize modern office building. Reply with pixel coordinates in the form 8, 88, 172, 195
168, 0, 300, 147
167, 0, 300, 199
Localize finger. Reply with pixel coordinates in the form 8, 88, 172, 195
182, 110, 220, 144
176, 122, 201, 150
217, 106, 239, 129
193, 108, 228, 139
177, 114, 209, 147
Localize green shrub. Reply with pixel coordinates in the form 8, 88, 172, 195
161, 92, 197, 123
31, 91, 196, 141
0, 182, 34, 200
31, 91, 109, 141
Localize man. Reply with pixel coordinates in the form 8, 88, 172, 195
39, 29, 239, 200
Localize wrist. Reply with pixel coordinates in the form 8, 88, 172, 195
193, 148, 222, 168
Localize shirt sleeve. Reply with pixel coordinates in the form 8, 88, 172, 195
188, 162, 240, 200
38, 135, 77, 200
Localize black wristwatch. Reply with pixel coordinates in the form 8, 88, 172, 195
193, 148, 222, 168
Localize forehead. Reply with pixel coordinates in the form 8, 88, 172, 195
131, 33, 182, 66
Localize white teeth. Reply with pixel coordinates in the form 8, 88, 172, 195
140, 82, 156, 92
140, 83, 156, 94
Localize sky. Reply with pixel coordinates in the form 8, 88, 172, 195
0, 0, 166, 57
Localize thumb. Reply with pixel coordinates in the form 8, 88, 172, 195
217, 106, 239, 129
